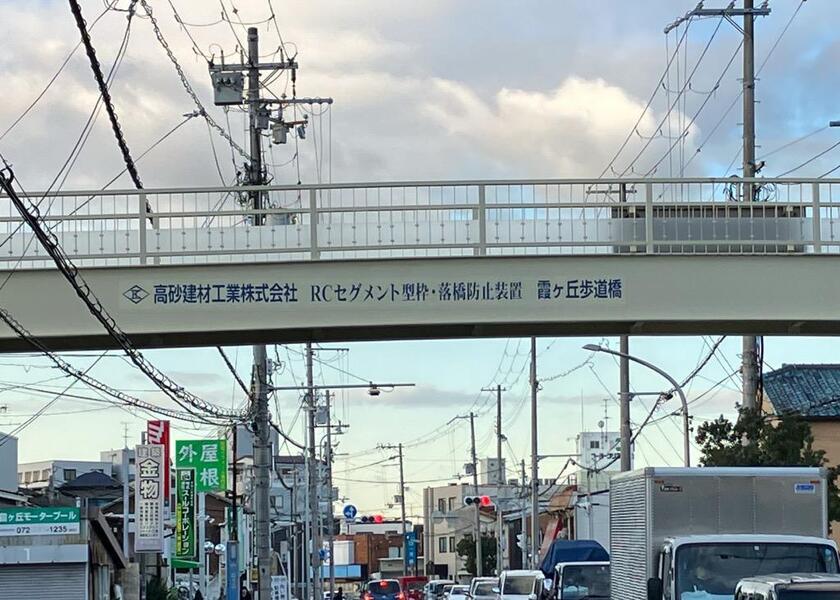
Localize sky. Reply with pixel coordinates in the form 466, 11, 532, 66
1, 0, 840, 519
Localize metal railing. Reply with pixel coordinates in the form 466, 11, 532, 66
2, 177, 840, 268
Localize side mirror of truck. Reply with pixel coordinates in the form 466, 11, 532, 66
491, 589, 500, 595
647, 577, 663, 600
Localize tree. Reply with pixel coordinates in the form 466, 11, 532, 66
696, 408, 840, 524
456, 534, 498, 576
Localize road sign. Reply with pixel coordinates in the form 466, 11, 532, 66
176, 439, 227, 492
175, 468, 197, 562
405, 531, 417, 566
343, 504, 357, 520
0, 507, 80, 537
135, 444, 165, 552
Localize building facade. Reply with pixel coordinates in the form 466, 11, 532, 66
18, 460, 113, 491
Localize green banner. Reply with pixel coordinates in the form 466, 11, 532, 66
176, 439, 227, 493
175, 468, 197, 562
0, 507, 80, 536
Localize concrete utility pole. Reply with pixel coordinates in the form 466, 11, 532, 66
529, 337, 539, 569
741, 0, 760, 411
619, 336, 632, 471
468, 413, 482, 577
667, 0, 770, 416
245, 25, 273, 600
325, 390, 336, 600
519, 460, 527, 568
381, 443, 409, 575
306, 342, 321, 600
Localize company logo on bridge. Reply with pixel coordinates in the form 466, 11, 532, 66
123, 285, 149, 304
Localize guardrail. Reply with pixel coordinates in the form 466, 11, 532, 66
2, 177, 840, 267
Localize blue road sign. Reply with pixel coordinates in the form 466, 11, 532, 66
405, 531, 417, 565
226, 541, 239, 600
343, 504, 357, 520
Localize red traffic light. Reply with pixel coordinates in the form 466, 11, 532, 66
373, 514, 384, 524
480, 495, 492, 507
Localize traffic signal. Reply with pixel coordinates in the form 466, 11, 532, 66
358, 515, 384, 524
463, 495, 493, 507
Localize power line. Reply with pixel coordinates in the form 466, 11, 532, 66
68, 0, 143, 190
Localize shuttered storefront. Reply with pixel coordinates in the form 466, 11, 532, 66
0, 563, 86, 600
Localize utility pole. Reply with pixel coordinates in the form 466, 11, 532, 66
483, 385, 507, 485
529, 337, 539, 569
380, 443, 409, 576
325, 390, 336, 600
741, 0, 759, 411
519, 460, 527, 568
665, 0, 770, 415
619, 336, 631, 471
245, 25, 273, 600
468, 412, 482, 577
306, 342, 321, 600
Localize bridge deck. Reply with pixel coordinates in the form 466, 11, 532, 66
0, 178, 838, 349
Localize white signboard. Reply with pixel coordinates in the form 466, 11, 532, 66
271, 575, 289, 600
135, 444, 165, 552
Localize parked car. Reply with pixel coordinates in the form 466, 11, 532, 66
399, 576, 429, 600
364, 580, 405, 600
496, 571, 547, 600
426, 580, 456, 600
470, 577, 499, 600
447, 585, 470, 600
736, 573, 840, 600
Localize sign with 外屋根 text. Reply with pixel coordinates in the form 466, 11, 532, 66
176, 439, 227, 492
0, 507, 80, 537
175, 468, 197, 562
135, 444, 165, 552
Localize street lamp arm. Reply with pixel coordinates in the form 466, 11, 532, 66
585, 344, 690, 467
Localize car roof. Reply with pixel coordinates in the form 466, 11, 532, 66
739, 573, 840, 588
504, 570, 543, 577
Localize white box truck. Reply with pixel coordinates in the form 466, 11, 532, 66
610, 467, 840, 600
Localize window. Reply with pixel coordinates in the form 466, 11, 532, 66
438, 498, 446, 513
63, 469, 77, 481
449, 537, 455, 553
448, 497, 455, 511
41, 469, 50, 480
589, 440, 600, 449
439, 537, 447, 553
24, 471, 31, 484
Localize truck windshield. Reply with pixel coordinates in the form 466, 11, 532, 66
560, 565, 610, 599
675, 544, 839, 600
779, 592, 840, 600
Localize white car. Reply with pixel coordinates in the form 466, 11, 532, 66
446, 585, 471, 600
496, 570, 547, 600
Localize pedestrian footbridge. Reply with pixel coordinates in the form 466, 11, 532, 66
1, 177, 839, 350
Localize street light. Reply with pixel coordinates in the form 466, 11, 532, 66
583, 344, 690, 467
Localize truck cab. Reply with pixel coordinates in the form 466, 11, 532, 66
552, 561, 609, 600
649, 535, 840, 600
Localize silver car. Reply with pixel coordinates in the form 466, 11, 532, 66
470, 578, 499, 600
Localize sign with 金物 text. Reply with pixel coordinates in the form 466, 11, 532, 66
135, 444, 165, 552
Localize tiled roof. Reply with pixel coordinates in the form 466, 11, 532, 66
764, 364, 840, 418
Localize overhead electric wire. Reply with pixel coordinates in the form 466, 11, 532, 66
0, 164, 242, 422
68, 0, 144, 191
776, 140, 840, 177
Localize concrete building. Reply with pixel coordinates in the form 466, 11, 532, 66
479, 458, 507, 485
100, 448, 136, 484
18, 459, 113, 491
0, 434, 17, 493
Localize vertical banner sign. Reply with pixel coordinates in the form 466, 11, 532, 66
271, 575, 289, 600
134, 444, 164, 552
175, 468, 197, 562
146, 420, 171, 499
406, 531, 417, 566
176, 439, 227, 493
226, 541, 240, 600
